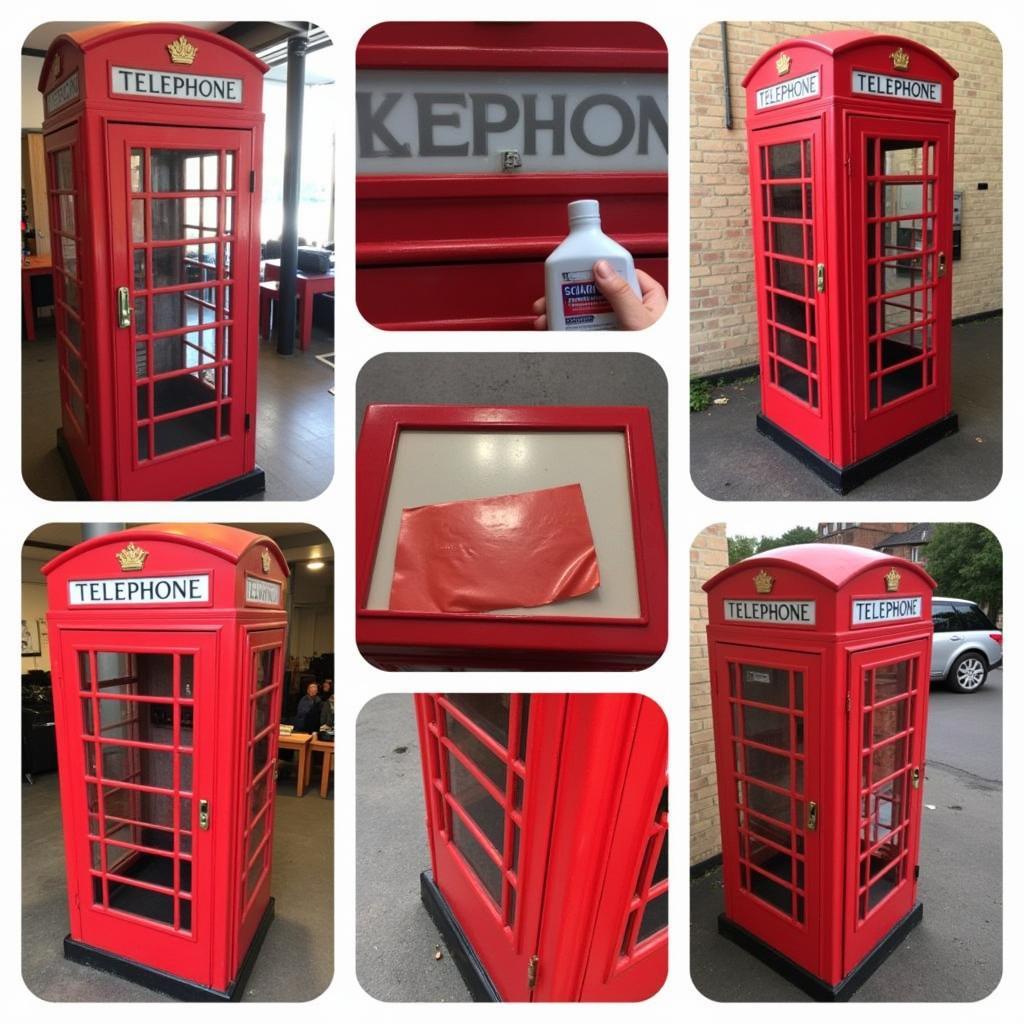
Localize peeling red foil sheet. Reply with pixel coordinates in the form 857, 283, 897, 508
389, 483, 600, 613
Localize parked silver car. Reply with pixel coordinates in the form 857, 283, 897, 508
931, 597, 1002, 693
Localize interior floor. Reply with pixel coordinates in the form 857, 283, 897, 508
22, 769, 333, 1001
22, 318, 334, 501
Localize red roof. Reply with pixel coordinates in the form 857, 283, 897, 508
704, 543, 935, 592
42, 523, 289, 576
742, 30, 958, 86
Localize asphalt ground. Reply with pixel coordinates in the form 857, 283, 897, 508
690, 315, 1001, 500
356, 694, 470, 1001
690, 667, 1002, 1002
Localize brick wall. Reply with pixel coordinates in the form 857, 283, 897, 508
691, 21, 1003, 378
817, 522, 910, 548
690, 524, 729, 865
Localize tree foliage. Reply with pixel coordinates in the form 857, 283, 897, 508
728, 526, 816, 564
925, 523, 1002, 615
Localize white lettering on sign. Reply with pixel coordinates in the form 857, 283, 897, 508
851, 70, 941, 103
356, 70, 667, 174
46, 70, 81, 115
755, 71, 820, 110
68, 575, 209, 605
852, 596, 923, 625
245, 576, 282, 606
111, 66, 243, 104
724, 600, 816, 625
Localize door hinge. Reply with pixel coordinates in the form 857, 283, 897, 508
527, 954, 539, 989
244, 412, 251, 432
249, 170, 255, 192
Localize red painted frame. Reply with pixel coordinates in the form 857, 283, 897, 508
356, 405, 668, 670
43, 525, 289, 995
415, 693, 667, 1002
742, 32, 957, 469
38, 24, 267, 499
355, 22, 668, 331
704, 544, 935, 987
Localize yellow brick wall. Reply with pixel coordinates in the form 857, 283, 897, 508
690, 21, 1003, 377
690, 523, 729, 865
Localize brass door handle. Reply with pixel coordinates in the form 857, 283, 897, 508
912, 767, 921, 790
816, 263, 825, 293
199, 799, 210, 830
807, 801, 818, 831
938, 252, 946, 278
117, 286, 132, 328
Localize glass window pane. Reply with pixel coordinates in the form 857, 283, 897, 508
451, 813, 502, 906
225, 152, 235, 189
769, 184, 802, 219
133, 250, 146, 290
741, 704, 791, 751
152, 198, 217, 241
768, 142, 801, 179
55, 149, 73, 190
883, 140, 923, 176
132, 200, 146, 243
742, 780, 791, 824
774, 294, 806, 333
637, 890, 668, 942
154, 407, 217, 456
130, 149, 144, 192
444, 695, 510, 748
741, 744, 791, 791
152, 243, 219, 288
59, 193, 76, 233
772, 258, 806, 296
748, 866, 793, 914
779, 363, 810, 402
152, 330, 217, 376
446, 713, 506, 789
60, 236, 78, 277
150, 149, 219, 192
777, 329, 807, 368
770, 221, 803, 257
447, 754, 504, 851
153, 372, 217, 417
152, 290, 217, 334
740, 665, 790, 707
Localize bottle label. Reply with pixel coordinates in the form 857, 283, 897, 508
560, 271, 615, 329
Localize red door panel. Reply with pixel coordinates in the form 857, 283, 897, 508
750, 117, 830, 459
106, 124, 254, 499
58, 630, 217, 987
712, 643, 823, 975
848, 116, 952, 460
421, 694, 566, 1000
843, 641, 928, 973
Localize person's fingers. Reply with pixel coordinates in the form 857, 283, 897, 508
531, 295, 546, 315
533, 313, 547, 331
593, 259, 650, 330
635, 268, 668, 315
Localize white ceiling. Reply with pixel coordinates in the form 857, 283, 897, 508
23, 21, 233, 52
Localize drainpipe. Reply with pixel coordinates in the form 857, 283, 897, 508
720, 22, 733, 130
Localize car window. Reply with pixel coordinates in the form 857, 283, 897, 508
954, 603, 994, 631
932, 603, 957, 632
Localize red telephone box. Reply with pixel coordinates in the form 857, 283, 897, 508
356, 404, 667, 669
742, 32, 958, 491
703, 544, 935, 999
356, 21, 668, 329
415, 693, 667, 1000
42, 524, 290, 1000
37, 24, 268, 500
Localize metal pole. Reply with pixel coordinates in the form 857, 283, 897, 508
82, 523, 124, 539
277, 27, 308, 356
720, 22, 733, 130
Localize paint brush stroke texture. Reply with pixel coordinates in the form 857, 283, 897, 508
389, 483, 600, 612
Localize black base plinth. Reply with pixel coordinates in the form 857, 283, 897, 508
56, 428, 265, 501
756, 413, 958, 494
717, 901, 923, 1002
420, 870, 501, 1002
63, 896, 275, 1002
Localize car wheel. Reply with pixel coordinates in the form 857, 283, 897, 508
947, 652, 988, 693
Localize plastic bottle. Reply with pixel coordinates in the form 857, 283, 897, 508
544, 199, 640, 331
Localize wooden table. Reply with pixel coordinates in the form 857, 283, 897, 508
264, 258, 334, 351
22, 255, 53, 342
309, 737, 334, 798
277, 731, 314, 797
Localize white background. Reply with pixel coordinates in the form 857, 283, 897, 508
4, 2, 1014, 1021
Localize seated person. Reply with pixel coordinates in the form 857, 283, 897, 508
319, 694, 334, 739
292, 682, 321, 733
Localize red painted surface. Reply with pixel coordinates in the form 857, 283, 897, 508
416, 693, 667, 1001
743, 32, 957, 468
356, 23, 668, 330
44, 525, 289, 994
704, 544, 935, 987
356, 404, 668, 670
38, 24, 267, 499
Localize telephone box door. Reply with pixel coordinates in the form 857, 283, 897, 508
107, 124, 255, 499
422, 694, 566, 1000
712, 644, 823, 974
750, 117, 829, 455
843, 641, 928, 973
236, 628, 285, 963
59, 630, 218, 986
849, 117, 952, 460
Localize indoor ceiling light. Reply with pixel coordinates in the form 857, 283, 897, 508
306, 560, 325, 570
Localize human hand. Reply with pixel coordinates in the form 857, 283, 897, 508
533, 263, 667, 330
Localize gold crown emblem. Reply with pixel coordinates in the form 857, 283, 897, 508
115, 542, 149, 572
775, 52, 791, 77
754, 569, 775, 594
885, 567, 902, 592
261, 550, 272, 574
52, 51, 63, 82
167, 35, 198, 66
890, 47, 910, 71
